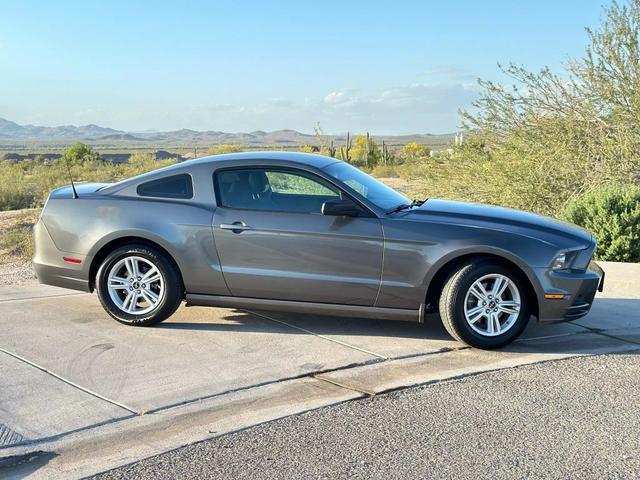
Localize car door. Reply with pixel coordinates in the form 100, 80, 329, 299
212, 167, 383, 306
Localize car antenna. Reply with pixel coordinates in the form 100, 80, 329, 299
66, 162, 78, 199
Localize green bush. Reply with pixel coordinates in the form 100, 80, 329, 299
561, 185, 640, 262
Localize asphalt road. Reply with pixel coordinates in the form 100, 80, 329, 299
94, 352, 640, 480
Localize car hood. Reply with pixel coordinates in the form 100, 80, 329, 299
406, 199, 593, 245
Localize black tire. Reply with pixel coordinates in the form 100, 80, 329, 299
96, 244, 183, 326
439, 260, 530, 349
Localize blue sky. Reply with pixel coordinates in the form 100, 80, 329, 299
0, 1, 605, 134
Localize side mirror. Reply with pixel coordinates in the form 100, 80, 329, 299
321, 198, 361, 217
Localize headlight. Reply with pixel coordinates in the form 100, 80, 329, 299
551, 250, 582, 270
551, 252, 567, 270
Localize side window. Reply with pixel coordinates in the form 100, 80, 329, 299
215, 168, 340, 213
137, 174, 193, 199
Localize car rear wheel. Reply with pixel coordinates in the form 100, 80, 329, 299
439, 260, 530, 349
96, 245, 183, 326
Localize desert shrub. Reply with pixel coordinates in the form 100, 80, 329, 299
207, 144, 243, 155
349, 134, 381, 168
0, 144, 176, 211
127, 152, 156, 168
370, 165, 400, 178
561, 184, 640, 262
0, 210, 38, 258
399, 142, 430, 163
300, 145, 319, 153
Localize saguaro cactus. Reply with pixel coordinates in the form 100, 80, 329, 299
340, 131, 351, 162
365, 132, 370, 168
328, 140, 336, 158
382, 140, 389, 165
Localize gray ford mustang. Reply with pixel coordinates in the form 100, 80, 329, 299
33, 152, 604, 349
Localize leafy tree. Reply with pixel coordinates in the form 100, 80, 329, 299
59, 142, 100, 166
451, 0, 640, 215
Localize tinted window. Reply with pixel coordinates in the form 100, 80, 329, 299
215, 168, 340, 213
137, 174, 193, 199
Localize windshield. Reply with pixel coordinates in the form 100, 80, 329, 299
324, 162, 410, 211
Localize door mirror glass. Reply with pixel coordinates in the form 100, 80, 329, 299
321, 198, 361, 217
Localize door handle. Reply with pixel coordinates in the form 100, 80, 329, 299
219, 222, 253, 232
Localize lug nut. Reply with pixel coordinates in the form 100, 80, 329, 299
129, 287, 133, 291
485, 309, 490, 314
142, 283, 146, 288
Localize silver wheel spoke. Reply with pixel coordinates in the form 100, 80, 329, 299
492, 312, 501, 333
143, 274, 161, 284
124, 258, 136, 278
498, 301, 520, 315
468, 310, 485, 324
486, 312, 494, 334
475, 282, 490, 298
499, 300, 520, 307
498, 306, 519, 315
108, 276, 129, 290
122, 292, 135, 312
141, 267, 158, 282
141, 288, 159, 304
497, 280, 509, 298
466, 305, 485, 317
469, 285, 486, 301
492, 276, 508, 297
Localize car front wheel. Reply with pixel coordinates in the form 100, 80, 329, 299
439, 260, 530, 349
96, 245, 183, 326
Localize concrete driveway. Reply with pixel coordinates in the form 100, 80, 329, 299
1, 261, 639, 479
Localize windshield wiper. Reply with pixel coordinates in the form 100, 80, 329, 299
386, 199, 426, 215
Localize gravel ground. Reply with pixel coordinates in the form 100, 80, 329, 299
0, 259, 35, 286
0, 209, 37, 286
95, 352, 640, 480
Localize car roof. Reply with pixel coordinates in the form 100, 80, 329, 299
101, 151, 343, 193
185, 151, 340, 169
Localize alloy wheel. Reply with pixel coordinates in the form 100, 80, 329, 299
463, 273, 521, 337
107, 256, 165, 315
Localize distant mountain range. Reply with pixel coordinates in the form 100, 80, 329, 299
0, 117, 456, 147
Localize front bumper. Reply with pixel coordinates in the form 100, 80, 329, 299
536, 262, 604, 324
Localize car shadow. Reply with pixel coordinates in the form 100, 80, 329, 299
158, 298, 640, 355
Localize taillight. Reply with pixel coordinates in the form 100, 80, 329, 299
63, 257, 82, 264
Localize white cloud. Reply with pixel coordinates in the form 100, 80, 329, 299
159, 81, 480, 134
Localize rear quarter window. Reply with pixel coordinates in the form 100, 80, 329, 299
137, 174, 193, 199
